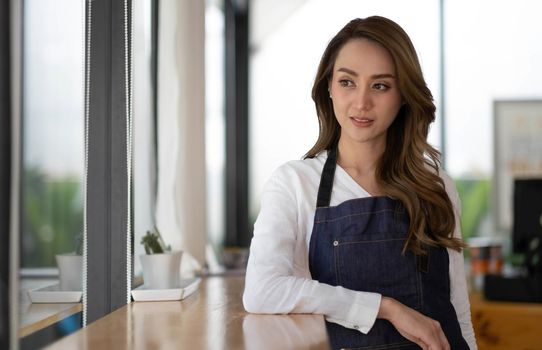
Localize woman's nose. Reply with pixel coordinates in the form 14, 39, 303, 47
353, 87, 373, 111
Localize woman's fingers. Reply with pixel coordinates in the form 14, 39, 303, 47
437, 326, 450, 350
379, 297, 450, 350
398, 331, 428, 350
430, 320, 450, 350
418, 320, 447, 350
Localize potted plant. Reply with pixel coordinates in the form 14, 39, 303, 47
140, 227, 183, 289
55, 233, 83, 291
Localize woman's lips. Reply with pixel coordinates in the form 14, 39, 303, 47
350, 116, 374, 127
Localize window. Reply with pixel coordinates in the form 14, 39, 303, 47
445, 0, 542, 240
21, 0, 84, 270
18, 0, 85, 346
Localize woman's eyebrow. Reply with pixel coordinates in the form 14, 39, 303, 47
336, 67, 395, 79
337, 67, 358, 76
371, 73, 396, 79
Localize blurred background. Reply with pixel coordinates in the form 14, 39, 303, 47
7, 0, 542, 349
20, 0, 542, 268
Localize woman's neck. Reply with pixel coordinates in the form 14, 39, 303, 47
336, 136, 385, 176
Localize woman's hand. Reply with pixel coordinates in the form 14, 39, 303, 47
378, 297, 450, 350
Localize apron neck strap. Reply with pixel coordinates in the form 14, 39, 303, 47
316, 144, 338, 208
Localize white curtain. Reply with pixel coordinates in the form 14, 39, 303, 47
156, 0, 206, 275
133, 0, 156, 275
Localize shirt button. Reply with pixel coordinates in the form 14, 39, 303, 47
333, 240, 339, 246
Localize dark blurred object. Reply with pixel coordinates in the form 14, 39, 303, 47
484, 179, 542, 302
484, 273, 542, 303
222, 247, 249, 269
512, 178, 542, 275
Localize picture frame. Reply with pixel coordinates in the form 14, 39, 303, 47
493, 100, 542, 231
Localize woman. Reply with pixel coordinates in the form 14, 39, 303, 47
243, 16, 476, 350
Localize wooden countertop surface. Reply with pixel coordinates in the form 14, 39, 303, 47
469, 291, 542, 350
45, 276, 331, 349
36, 276, 542, 349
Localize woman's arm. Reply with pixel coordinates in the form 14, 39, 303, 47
442, 172, 478, 349
243, 166, 381, 334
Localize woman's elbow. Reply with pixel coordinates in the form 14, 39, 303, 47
243, 288, 264, 313
243, 276, 279, 314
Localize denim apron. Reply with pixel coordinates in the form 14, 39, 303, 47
308, 146, 469, 350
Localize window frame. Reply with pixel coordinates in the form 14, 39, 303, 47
1, 0, 13, 348
225, 0, 250, 248
84, 0, 132, 324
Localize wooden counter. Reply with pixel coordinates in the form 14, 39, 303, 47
470, 292, 542, 350
44, 276, 331, 349
45, 276, 542, 349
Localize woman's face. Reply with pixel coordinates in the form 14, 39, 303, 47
329, 38, 402, 150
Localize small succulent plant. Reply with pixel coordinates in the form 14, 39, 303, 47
141, 226, 171, 254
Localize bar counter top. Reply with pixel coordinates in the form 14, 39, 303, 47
44, 275, 331, 349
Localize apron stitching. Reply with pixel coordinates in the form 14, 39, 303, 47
334, 242, 341, 285
337, 238, 405, 245
318, 209, 404, 223
416, 258, 423, 310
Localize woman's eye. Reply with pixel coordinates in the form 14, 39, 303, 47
338, 79, 354, 87
373, 83, 389, 91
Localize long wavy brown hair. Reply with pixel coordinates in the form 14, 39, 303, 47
305, 16, 465, 254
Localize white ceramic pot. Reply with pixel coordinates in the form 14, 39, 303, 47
140, 251, 183, 289
55, 253, 83, 291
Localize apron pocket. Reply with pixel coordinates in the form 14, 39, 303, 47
334, 236, 421, 311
